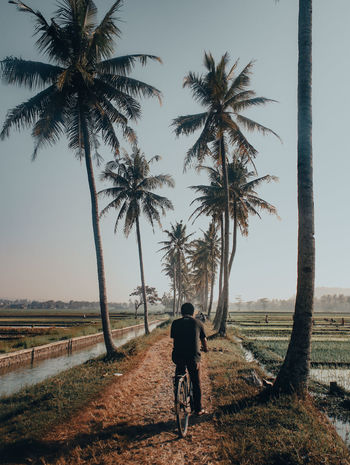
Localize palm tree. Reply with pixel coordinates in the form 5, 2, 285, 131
159, 221, 192, 315
273, 0, 314, 396
188, 223, 220, 317
173, 52, 278, 335
227, 156, 278, 272
99, 147, 174, 334
1, 0, 162, 355
161, 254, 177, 315
190, 157, 278, 331
189, 168, 225, 319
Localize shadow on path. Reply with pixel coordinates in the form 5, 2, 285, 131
1, 414, 216, 464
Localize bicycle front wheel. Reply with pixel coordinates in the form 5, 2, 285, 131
175, 376, 190, 437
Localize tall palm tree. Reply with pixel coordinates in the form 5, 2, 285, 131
1, 0, 162, 355
273, 0, 314, 396
159, 221, 192, 315
191, 157, 278, 330
99, 147, 174, 334
173, 52, 278, 335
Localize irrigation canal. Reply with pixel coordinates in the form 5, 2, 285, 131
0, 320, 161, 398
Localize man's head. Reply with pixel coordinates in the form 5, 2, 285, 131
181, 302, 194, 316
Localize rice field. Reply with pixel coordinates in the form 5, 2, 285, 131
0, 310, 157, 354
230, 311, 350, 367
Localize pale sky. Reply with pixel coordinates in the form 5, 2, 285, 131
0, 0, 349, 303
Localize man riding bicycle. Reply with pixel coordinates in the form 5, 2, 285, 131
170, 302, 208, 415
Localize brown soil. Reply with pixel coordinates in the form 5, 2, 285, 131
41, 337, 226, 465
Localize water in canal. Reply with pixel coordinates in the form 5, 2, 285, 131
0, 321, 160, 398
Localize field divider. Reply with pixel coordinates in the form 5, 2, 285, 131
0, 320, 163, 369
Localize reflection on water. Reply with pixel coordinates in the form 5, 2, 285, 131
329, 416, 350, 447
0, 322, 160, 398
311, 368, 350, 392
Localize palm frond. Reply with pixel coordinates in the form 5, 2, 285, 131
224, 90, 255, 107
99, 191, 128, 217
226, 122, 258, 159
97, 54, 162, 76
203, 52, 216, 73
8, 1, 70, 63
172, 112, 208, 137
242, 174, 279, 191
0, 85, 57, 139
101, 75, 162, 104
183, 72, 211, 107
31, 106, 65, 159
92, 104, 121, 152
226, 61, 254, 99
123, 200, 139, 236
230, 96, 277, 113
93, 78, 141, 120
183, 117, 216, 171
89, 0, 122, 60
235, 114, 281, 141
1, 57, 62, 89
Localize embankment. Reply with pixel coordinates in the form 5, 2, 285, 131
0, 321, 160, 369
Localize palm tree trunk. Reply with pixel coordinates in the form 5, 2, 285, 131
177, 258, 183, 314
208, 263, 215, 318
273, 0, 314, 396
219, 136, 230, 336
172, 265, 176, 316
204, 270, 209, 313
213, 215, 224, 328
136, 216, 150, 335
81, 115, 116, 355
175, 259, 180, 314
229, 200, 238, 275
218, 215, 224, 299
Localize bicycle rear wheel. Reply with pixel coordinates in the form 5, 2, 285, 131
175, 375, 190, 437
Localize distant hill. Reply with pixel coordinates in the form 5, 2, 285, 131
315, 287, 350, 298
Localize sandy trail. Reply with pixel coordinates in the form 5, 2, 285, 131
42, 336, 226, 465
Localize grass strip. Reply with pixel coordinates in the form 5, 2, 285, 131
207, 332, 350, 465
0, 320, 170, 463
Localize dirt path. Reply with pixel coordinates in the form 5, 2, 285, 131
42, 336, 226, 465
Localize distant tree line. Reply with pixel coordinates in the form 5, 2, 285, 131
234, 295, 350, 312
0, 299, 131, 310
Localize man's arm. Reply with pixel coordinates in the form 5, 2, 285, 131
201, 337, 208, 352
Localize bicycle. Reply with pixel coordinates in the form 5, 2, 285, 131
174, 371, 193, 437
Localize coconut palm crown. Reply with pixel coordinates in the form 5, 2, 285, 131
99, 147, 174, 235
172, 52, 279, 170
1, 0, 161, 156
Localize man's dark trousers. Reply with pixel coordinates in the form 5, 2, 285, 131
175, 358, 201, 412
